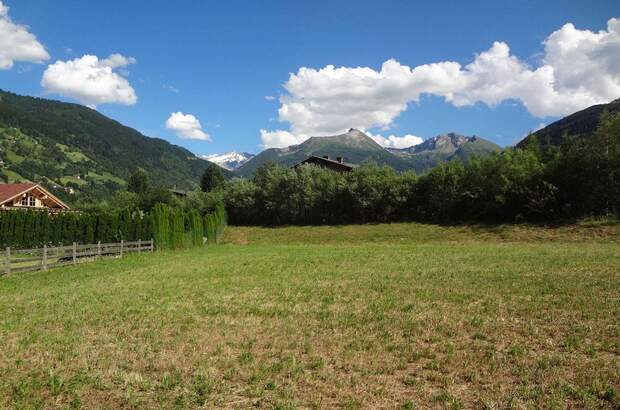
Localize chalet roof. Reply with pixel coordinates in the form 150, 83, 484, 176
0, 183, 70, 209
294, 155, 357, 171
309, 155, 357, 167
0, 183, 38, 204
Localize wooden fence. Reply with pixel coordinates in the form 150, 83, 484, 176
1, 239, 154, 276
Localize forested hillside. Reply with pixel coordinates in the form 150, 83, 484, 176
519, 98, 620, 148
0, 90, 220, 203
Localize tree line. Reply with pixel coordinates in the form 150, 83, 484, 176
0, 204, 227, 250
220, 112, 620, 225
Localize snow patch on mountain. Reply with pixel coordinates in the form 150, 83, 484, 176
201, 151, 255, 170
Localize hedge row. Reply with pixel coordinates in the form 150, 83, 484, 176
150, 203, 227, 250
0, 204, 227, 250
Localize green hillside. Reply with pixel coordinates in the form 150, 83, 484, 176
0, 90, 220, 203
518, 98, 620, 148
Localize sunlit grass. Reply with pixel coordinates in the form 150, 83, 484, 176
0, 222, 618, 408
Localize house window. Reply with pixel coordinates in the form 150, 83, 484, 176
21, 196, 36, 207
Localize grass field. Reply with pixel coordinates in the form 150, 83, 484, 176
0, 222, 619, 409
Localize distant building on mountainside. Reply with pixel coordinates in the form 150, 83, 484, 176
0, 183, 70, 213
292, 155, 356, 173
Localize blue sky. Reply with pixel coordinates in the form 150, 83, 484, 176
0, 0, 619, 156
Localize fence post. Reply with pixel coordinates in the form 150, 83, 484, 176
137, 239, 141, 254
42, 245, 48, 271
97, 241, 101, 258
150, 238, 154, 252
4, 247, 10, 275
72, 242, 77, 264
120, 240, 124, 258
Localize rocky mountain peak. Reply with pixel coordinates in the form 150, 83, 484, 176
345, 128, 369, 139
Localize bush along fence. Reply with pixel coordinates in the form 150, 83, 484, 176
0, 203, 227, 252
2, 239, 154, 276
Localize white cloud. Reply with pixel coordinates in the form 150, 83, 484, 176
265, 17, 620, 145
0, 1, 49, 69
264, 95, 276, 101
259, 129, 305, 148
41, 54, 137, 107
101, 53, 136, 68
368, 132, 423, 149
166, 112, 211, 141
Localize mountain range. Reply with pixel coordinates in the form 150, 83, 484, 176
387, 133, 502, 170
235, 129, 501, 176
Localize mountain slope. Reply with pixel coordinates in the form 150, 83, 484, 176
518, 98, 620, 148
237, 129, 412, 176
388, 133, 501, 170
0, 90, 221, 202
201, 152, 254, 170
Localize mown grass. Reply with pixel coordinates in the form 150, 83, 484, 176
0, 222, 619, 408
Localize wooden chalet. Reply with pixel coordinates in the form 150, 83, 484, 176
293, 155, 356, 173
0, 183, 70, 212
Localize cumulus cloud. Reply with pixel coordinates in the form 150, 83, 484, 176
41, 54, 137, 107
166, 112, 211, 141
259, 129, 305, 148
261, 18, 620, 148
0, 1, 49, 69
368, 132, 423, 149
100, 53, 136, 68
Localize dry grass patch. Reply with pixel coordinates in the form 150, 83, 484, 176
223, 219, 620, 246
0, 222, 619, 408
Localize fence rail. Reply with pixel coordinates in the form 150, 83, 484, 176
1, 239, 154, 276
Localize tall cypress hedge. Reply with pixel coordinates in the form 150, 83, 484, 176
170, 208, 185, 249
0, 203, 226, 250
204, 205, 227, 244
189, 210, 203, 247
151, 203, 171, 250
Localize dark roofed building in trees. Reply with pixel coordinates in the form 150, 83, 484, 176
293, 155, 356, 173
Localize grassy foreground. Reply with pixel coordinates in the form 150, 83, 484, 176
0, 222, 619, 409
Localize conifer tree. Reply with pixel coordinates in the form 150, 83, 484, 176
170, 208, 185, 249
151, 203, 171, 249
13, 211, 25, 247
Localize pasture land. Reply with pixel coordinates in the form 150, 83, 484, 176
0, 222, 619, 408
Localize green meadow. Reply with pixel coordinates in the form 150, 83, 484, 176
0, 222, 619, 409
